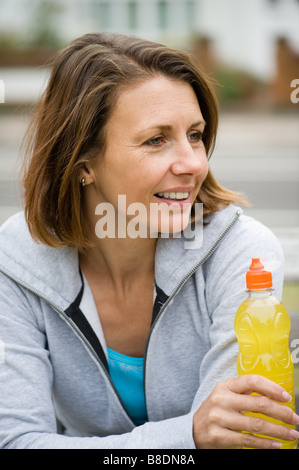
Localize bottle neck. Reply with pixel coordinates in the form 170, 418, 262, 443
247, 288, 273, 299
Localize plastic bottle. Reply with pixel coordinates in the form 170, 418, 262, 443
234, 257, 298, 449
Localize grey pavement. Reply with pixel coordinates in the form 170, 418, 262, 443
210, 111, 299, 282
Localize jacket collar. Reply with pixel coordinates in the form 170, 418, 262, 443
155, 204, 242, 296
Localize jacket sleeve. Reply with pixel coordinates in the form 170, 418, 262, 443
0, 272, 195, 449
191, 213, 285, 410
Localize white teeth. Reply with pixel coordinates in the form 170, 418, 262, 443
157, 192, 189, 200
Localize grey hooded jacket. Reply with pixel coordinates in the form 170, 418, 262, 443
0, 205, 284, 449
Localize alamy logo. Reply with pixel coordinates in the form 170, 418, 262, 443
94, 195, 203, 249
290, 79, 299, 104
291, 338, 299, 364
0, 80, 5, 103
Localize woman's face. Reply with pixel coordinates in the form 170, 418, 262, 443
89, 75, 209, 237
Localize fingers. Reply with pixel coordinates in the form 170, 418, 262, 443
202, 394, 299, 449
225, 375, 299, 428
193, 375, 299, 449
242, 415, 299, 443
227, 375, 292, 403
238, 433, 283, 450
204, 426, 284, 449
229, 392, 299, 426
195, 407, 286, 449
215, 408, 299, 443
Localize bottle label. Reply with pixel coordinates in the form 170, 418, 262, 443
235, 308, 293, 379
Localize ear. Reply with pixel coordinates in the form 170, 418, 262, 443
78, 164, 94, 186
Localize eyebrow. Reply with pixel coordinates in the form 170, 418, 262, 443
189, 120, 206, 128
134, 120, 206, 140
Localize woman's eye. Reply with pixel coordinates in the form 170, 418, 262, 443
145, 130, 204, 147
188, 131, 203, 143
145, 136, 165, 146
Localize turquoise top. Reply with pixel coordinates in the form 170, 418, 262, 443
107, 347, 148, 426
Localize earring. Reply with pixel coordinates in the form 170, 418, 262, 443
81, 177, 86, 187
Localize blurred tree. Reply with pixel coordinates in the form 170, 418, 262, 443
0, 0, 63, 65
28, 0, 63, 49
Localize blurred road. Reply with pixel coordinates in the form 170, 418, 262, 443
210, 111, 299, 281
0, 108, 299, 279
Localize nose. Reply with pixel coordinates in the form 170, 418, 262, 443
170, 139, 206, 176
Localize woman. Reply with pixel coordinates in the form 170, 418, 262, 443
0, 32, 298, 449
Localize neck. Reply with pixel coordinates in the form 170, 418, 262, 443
79, 197, 158, 289
79, 233, 157, 291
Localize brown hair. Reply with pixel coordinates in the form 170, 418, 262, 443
22, 32, 247, 250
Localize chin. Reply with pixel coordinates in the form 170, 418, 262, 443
157, 212, 191, 236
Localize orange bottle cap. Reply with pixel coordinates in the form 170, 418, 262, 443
246, 257, 272, 289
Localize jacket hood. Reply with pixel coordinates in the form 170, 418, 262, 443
0, 205, 242, 310
0, 213, 80, 311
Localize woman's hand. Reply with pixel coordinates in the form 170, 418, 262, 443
193, 375, 299, 449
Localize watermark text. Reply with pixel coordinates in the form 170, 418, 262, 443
291, 338, 299, 364
290, 79, 299, 104
94, 195, 203, 249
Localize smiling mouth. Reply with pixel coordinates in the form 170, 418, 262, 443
154, 191, 190, 201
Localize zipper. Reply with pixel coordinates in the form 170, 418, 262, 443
143, 209, 242, 409
0, 268, 136, 426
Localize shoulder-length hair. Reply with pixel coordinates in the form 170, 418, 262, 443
22, 32, 247, 250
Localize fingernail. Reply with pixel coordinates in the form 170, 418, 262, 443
289, 429, 299, 439
282, 391, 292, 402
271, 441, 282, 449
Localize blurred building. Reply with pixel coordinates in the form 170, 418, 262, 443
0, 0, 299, 80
